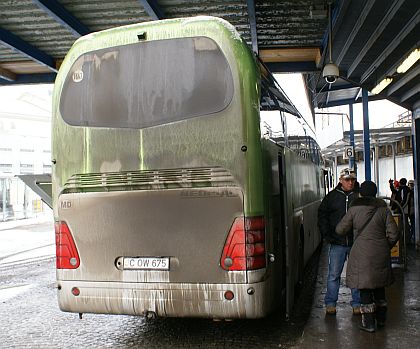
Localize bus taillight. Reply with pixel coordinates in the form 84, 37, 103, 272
55, 221, 80, 269
221, 216, 266, 271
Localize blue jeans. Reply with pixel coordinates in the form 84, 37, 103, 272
325, 244, 360, 308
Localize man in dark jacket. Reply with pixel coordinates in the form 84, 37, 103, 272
318, 168, 361, 315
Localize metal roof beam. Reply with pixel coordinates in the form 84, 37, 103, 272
315, 83, 354, 93
32, 0, 90, 37
326, 90, 331, 106
335, 0, 376, 66
138, 0, 164, 20
355, 87, 362, 100
0, 27, 57, 72
317, 95, 383, 108
347, 0, 405, 78
319, 0, 351, 68
0, 66, 17, 81
400, 83, 420, 102
266, 61, 318, 73
0, 73, 56, 85
260, 48, 321, 66
387, 64, 420, 95
246, 0, 258, 54
360, 8, 420, 84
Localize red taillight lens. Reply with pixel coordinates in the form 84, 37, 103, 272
221, 216, 266, 271
55, 221, 80, 269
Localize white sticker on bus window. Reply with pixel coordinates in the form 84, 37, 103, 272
72, 70, 83, 82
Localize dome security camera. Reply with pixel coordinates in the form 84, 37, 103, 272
322, 63, 339, 84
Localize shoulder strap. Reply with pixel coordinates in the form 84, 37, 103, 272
356, 208, 379, 237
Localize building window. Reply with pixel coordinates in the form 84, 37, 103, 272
0, 164, 12, 173
20, 164, 34, 174
43, 164, 52, 173
20, 148, 34, 153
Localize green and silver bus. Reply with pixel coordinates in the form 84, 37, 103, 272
52, 16, 324, 319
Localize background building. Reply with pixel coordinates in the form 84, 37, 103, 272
0, 85, 52, 221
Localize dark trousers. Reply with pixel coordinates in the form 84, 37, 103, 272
409, 214, 415, 244
360, 288, 386, 304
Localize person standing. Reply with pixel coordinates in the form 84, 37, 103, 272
389, 178, 409, 211
336, 181, 399, 332
390, 178, 410, 242
318, 168, 361, 315
407, 180, 415, 244
388, 179, 400, 212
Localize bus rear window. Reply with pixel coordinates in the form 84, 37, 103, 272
60, 37, 234, 129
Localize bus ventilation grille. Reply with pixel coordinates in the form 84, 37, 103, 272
62, 167, 237, 193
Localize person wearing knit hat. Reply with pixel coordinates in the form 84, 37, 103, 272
336, 180, 399, 333
359, 180, 377, 197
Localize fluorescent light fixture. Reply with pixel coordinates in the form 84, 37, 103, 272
371, 77, 393, 94
396, 48, 420, 73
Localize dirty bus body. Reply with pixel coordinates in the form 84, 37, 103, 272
52, 16, 323, 319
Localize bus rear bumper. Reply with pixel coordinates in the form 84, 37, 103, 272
57, 280, 275, 319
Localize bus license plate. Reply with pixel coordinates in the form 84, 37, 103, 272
123, 257, 170, 270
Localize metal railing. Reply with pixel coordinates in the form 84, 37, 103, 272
378, 196, 407, 271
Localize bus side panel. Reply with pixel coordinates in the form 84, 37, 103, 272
286, 148, 323, 305
259, 140, 286, 313
261, 142, 323, 314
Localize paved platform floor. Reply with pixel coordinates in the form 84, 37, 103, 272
292, 244, 420, 348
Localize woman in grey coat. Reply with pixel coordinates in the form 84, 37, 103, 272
336, 181, 399, 333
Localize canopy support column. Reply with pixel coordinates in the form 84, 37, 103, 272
362, 89, 371, 181
349, 103, 356, 172
413, 100, 420, 250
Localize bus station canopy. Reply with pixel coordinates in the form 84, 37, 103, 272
322, 126, 412, 160
0, 0, 419, 113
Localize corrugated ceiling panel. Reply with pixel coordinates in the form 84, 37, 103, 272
161, 0, 250, 38
0, 0, 76, 60
59, 0, 151, 31
0, 46, 27, 62
256, 1, 327, 47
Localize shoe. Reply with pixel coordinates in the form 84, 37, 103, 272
376, 306, 387, 327
360, 313, 376, 332
326, 305, 337, 315
360, 303, 376, 333
352, 307, 361, 315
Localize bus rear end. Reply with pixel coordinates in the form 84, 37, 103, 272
52, 18, 271, 319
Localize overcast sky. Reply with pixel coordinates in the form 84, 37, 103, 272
0, 84, 52, 118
